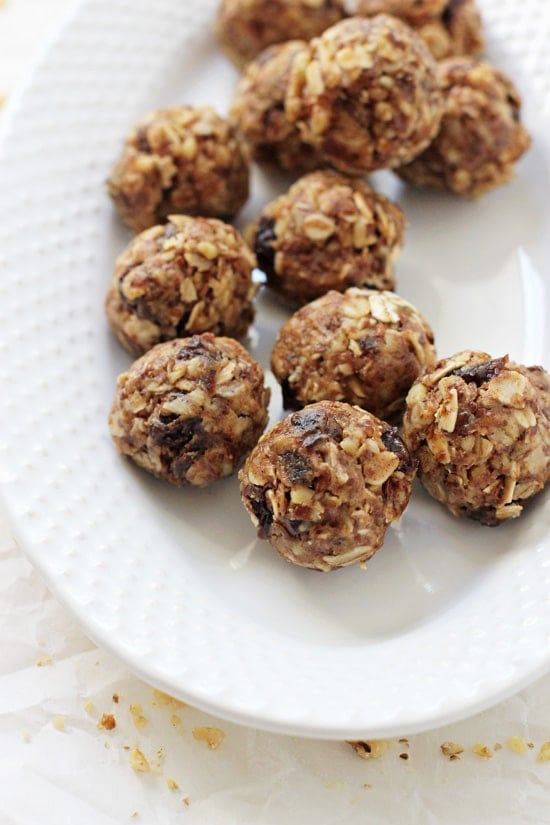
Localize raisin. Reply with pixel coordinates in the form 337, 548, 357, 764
253, 216, 276, 275
280, 450, 313, 484
451, 357, 506, 387
442, 0, 466, 26
248, 492, 273, 538
381, 427, 416, 474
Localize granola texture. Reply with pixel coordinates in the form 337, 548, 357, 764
402, 351, 550, 525
107, 106, 250, 233
215, 0, 345, 67
229, 40, 321, 173
248, 170, 405, 305
239, 400, 417, 569
271, 288, 436, 420
105, 215, 257, 356
285, 15, 444, 175
109, 334, 270, 487
355, 0, 484, 59
397, 57, 531, 196
414, 0, 484, 60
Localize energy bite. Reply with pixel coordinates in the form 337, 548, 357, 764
229, 40, 321, 173
107, 105, 250, 233
402, 351, 550, 525
239, 400, 417, 570
109, 334, 270, 487
413, 0, 484, 60
249, 170, 406, 305
105, 215, 257, 357
355, 0, 484, 60
285, 15, 444, 175
397, 58, 531, 197
215, 0, 345, 67
271, 288, 436, 420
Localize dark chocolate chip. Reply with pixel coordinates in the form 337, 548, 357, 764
253, 217, 276, 275
381, 426, 416, 474
248, 491, 273, 538
280, 450, 313, 484
442, 0, 466, 26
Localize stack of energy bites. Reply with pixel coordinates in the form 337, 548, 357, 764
106, 0, 549, 573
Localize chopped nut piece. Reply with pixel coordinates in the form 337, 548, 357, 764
36, 656, 53, 667
536, 742, 550, 762
440, 741, 464, 759
129, 747, 150, 773
192, 726, 225, 750
130, 703, 148, 729
348, 739, 388, 760
507, 736, 528, 754
472, 743, 493, 759
97, 713, 117, 731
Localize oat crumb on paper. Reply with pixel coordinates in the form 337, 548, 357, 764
166, 777, 180, 791
348, 739, 388, 760
130, 702, 149, 729
36, 655, 53, 667
399, 752, 409, 760
112, 693, 120, 704
182, 797, 190, 806
83, 700, 95, 715
97, 713, 117, 731
22, 730, 31, 743
52, 715, 66, 731
507, 736, 528, 754
472, 743, 493, 759
493, 742, 503, 751
151, 688, 186, 709
170, 713, 185, 735
0, 96, 6, 108
192, 726, 225, 750
536, 742, 550, 762
440, 741, 464, 760
129, 747, 151, 773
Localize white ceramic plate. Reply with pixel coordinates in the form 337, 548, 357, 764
0, 0, 549, 740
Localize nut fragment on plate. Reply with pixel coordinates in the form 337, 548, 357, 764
229, 40, 321, 173
285, 15, 444, 175
397, 57, 531, 196
248, 170, 405, 305
355, 0, 484, 59
107, 105, 250, 232
271, 288, 436, 421
216, 0, 345, 67
109, 334, 270, 487
105, 215, 257, 356
402, 351, 550, 525
239, 400, 417, 570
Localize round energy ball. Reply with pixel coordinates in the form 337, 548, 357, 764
271, 288, 436, 420
107, 105, 250, 233
229, 40, 321, 173
109, 334, 271, 487
355, 0, 484, 60
105, 215, 258, 357
396, 58, 531, 197
215, 0, 345, 67
413, 0, 484, 60
285, 15, 444, 175
354, 0, 447, 26
248, 170, 406, 305
239, 400, 417, 570
402, 350, 550, 525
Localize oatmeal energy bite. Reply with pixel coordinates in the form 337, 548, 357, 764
271, 288, 436, 421
397, 57, 531, 197
239, 400, 417, 570
355, 0, 484, 60
216, 0, 345, 67
107, 105, 250, 233
109, 334, 270, 487
285, 15, 444, 175
249, 170, 405, 305
229, 40, 321, 173
402, 351, 550, 525
105, 215, 257, 357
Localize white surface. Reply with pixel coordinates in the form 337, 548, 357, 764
0, 1, 549, 820
0, 0, 549, 741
